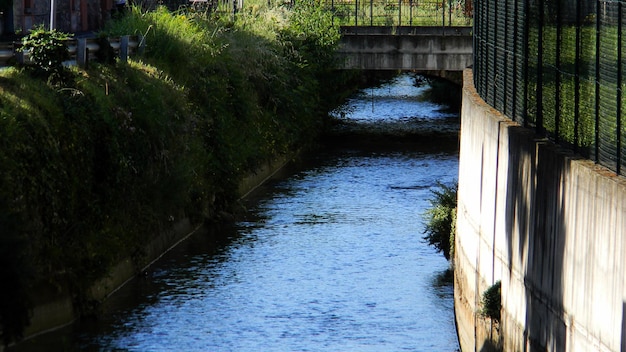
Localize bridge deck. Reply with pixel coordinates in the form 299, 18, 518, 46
337, 26, 473, 71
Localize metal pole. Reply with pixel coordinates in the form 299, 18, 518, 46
49, 0, 55, 30
522, 0, 529, 128
595, 0, 601, 162
489, 0, 494, 104
441, 0, 445, 28
617, 2, 623, 174
511, 0, 518, 120
536, 0, 544, 134
503, 0, 509, 117
555, 0, 562, 142
574, 0, 581, 150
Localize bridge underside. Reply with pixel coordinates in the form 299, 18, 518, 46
337, 26, 473, 71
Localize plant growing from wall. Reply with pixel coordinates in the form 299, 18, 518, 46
481, 280, 502, 322
422, 181, 457, 261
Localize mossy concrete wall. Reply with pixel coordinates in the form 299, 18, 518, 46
455, 69, 626, 351
18, 156, 291, 343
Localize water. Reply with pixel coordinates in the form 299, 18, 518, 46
14, 73, 460, 351
330, 74, 460, 137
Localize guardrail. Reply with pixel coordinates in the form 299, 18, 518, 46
0, 35, 145, 68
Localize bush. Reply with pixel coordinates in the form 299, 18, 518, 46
17, 26, 73, 85
0, 2, 348, 345
422, 181, 458, 261
482, 281, 502, 322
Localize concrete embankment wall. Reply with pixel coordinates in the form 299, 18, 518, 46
18, 156, 291, 343
455, 69, 626, 351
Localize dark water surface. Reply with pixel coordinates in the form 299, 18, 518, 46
15, 74, 460, 351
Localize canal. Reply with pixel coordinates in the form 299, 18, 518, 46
14, 73, 461, 351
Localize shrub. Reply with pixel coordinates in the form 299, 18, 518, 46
482, 281, 502, 322
17, 26, 73, 85
422, 181, 458, 261
0, 2, 349, 345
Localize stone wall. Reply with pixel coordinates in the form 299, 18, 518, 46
455, 69, 626, 351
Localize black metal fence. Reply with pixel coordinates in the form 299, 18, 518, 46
323, 0, 473, 27
474, 0, 626, 175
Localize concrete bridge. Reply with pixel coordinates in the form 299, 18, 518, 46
337, 26, 473, 71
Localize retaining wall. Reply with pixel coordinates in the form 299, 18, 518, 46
16, 156, 291, 345
455, 69, 626, 351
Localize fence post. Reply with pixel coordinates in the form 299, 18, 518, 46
120, 35, 129, 62
138, 35, 146, 55
574, 0, 581, 150
522, 0, 529, 127
511, 0, 518, 120
77, 38, 87, 68
554, 0, 562, 142
595, 0, 601, 163
617, 2, 623, 174
441, 0, 445, 28
491, 0, 497, 104
536, 0, 544, 134
14, 41, 24, 64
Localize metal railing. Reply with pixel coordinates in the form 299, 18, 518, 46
322, 0, 473, 27
474, 0, 626, 176
0, 35, 145, 68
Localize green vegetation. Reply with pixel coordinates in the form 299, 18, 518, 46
526, 25, 598, 149
481, 281, 502, 322
422, 181, 457, 261
0, 0, 350, 345
495, 22, 624, 157
17, 26, 73, 85
327, 0, 473, 27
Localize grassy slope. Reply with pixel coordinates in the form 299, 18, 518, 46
0, 1, 352, 344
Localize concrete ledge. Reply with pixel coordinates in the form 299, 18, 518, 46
17, 156, 293, 344
22, 219, 200, 342
340, 25, 473, 36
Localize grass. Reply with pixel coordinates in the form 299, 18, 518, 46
0, 0, 352, 345
479, 22, 626, 169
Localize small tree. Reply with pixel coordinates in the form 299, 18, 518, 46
422, 181, 457, 261
18, 26, 73, 85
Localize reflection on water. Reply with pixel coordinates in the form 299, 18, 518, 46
330, 74, 460, 139
12, 74, 461, 351
333, 74, 457, 123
